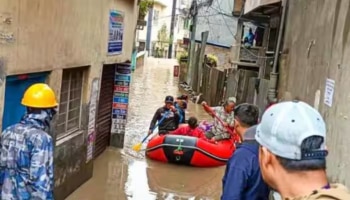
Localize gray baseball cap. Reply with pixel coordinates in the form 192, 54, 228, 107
255, 101, 327, 160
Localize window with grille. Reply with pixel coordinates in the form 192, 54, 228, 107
57, 68, 84, 138
153, 10, 159, 26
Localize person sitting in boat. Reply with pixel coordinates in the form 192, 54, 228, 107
198, 120, 213, 133
174, 99, 187, 124
170, 117, 206, 139
201, 97, 236, 142
148, 95, 180, 135
176, 94, 189, 102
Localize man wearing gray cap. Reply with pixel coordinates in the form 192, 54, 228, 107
221, 103, 270, 200
256, 101, 350, 199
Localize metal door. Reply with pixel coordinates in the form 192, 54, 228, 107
3, 72, 49, 130
94, 65, 115, 158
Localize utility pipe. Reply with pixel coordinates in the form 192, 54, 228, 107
268, 0, 288, 102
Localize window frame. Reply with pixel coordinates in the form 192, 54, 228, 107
56, 68, 85, 140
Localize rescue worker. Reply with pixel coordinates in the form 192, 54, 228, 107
0, 83, 57, 199
148, 95, 180, 135
170, 117, 206, 139
257, 101, 350, 199
202, 97, 236, 142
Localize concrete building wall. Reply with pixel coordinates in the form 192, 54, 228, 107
196, 0, 237, 46
137, 3, 170, 42
202, 43, 232, 68
0, 0, 137, 198
137, 0, 190, 55
278, 0, 350, 187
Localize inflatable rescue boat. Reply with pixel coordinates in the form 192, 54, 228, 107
146, 134, 236, 167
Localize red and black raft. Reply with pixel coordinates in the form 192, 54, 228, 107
146, 134, 236, 167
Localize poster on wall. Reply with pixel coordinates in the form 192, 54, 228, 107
108, 10, 124, 55
324, 78, 335, 107
86, 79, 99, 163
111, 63, 131, 134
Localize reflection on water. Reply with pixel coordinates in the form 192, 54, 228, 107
67, 58, 224, 200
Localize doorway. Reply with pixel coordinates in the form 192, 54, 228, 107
2, 72, 49, 130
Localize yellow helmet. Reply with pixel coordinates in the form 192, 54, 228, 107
21, 83, 58, 108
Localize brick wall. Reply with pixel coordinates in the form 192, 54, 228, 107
204, 44, 232, 68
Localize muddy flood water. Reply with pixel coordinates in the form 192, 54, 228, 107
67, 58, 225, 200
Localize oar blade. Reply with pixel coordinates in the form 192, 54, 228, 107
132, 143, 142, 152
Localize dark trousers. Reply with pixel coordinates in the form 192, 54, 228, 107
159, 129, 175, 135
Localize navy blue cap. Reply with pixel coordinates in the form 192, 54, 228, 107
165, 95, 174, 103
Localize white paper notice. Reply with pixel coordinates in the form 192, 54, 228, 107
324, 78, 335, 107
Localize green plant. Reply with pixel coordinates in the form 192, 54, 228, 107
157, 23, 169, 52
206, 54, 218, 67
177, 51, 188, 63
139, 0, 153, 18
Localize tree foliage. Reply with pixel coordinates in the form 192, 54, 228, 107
157, 23, 169, 43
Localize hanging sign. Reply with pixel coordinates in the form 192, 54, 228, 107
108, 10, 124, 55
111, 63, 131, 134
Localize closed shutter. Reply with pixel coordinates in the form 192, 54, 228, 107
94, 65, 115, 158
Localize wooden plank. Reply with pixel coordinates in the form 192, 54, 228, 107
246, 77, 257, 104
231, 61, 259, 68
222, 69, 228, 100
236, 70, 258, 104
256, 78, 270, 117
197, 31, 209, 92
225, 68, 239, 99
209, 68, 220, 106
191, 44, 200, 91
207, 68, 226, 106
236, 70, 245, 104
179, 60, 188, 84
200, 65, 209, 94
215, 69, 227, 105
203, 65, 212, 103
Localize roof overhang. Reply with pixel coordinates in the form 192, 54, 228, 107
233, 0, 281, 24
244, 0, 281, 14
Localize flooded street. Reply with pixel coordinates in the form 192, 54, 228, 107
67, 58, 225, 200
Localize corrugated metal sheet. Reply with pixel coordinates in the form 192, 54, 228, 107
94, 65, 115, 158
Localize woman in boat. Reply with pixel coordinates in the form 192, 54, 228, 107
202, 97, 236, 142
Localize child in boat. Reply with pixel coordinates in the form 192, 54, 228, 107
174, 99, 187, 124
198, 120, 213, 132
170, 117, 206, 139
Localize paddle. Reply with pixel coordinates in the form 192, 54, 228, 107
132, 110, 171, 152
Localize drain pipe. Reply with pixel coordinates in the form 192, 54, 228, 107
268, 0, 288, 102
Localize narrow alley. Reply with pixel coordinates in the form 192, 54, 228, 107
2, 0, 350, 199
66, 58, 224, 200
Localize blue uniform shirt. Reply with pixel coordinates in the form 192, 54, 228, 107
0, 110, 55, 200
221, 140, 270, 200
